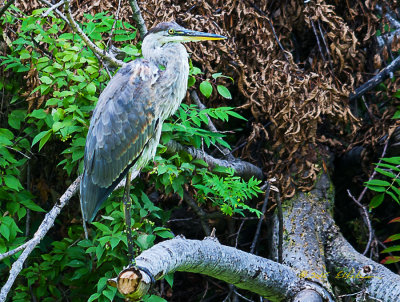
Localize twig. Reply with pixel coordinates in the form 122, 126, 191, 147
235, 220, 245, 248
317, 20, 333, 71
0, 176, 81, 302
128, 0, 147, 39
244, 0, 289, 63
183, 190, 211, 235
250, 181, 270, 254
0, 242, 29, 261
42, 0, 63, 17
0, 0, 15, 19
350, 54, 400, 100
62, 0, 124, 68
347, 189, 373, 256
5, 146, 30, 159
38, 0, 69, 24
310, 19, 326, 63
355, 139, 389, 204
191, 90, 235, 160
276, 192, 283, 264
345, 139, 389, 256
362, 96, 376, 121
106, 0, 122, 50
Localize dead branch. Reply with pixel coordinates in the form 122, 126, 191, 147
349, 54, 400, 100
183, 190, 211, 235
165, 140, 264, 180
108, 237, 333, 301
128, 0, 147, 38
250, 181, 270, 254
0, 176, 81, 302
0, 0, 15, 18
62, 0, 124, 68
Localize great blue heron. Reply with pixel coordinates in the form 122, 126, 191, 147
80, 22, 226, 223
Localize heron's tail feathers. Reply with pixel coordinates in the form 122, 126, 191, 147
80, 164, 133, 223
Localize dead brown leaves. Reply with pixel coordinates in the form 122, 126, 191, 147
10, 0, 398, 199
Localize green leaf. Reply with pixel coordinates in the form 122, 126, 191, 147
227, 110, 247, 121
32, 130, 50, 147
40, 76, 52, 85
3, 175, 22, 191
366, 179, 391, 187
86, 82, 97, 95
88, 293, 101, 302
393, 110, 400, 119
381, 256, 400, 264
381, 245, 400, 253
199, 81, 213, 98
382, 157, 400, 165
39, 131, 52, 151
384, 233, 400, 243
30, 109, 47, 119
20, 199, 45, 212
369, 193, 384, 209
146, 295, 168, 302
217, 85, 232, 99
92, 222, 111, 234
0, 223, 10, 240
188, 76, 196, 88
66, 259, 85, 267
164, 273, 174, 287
103, 287, 117, 301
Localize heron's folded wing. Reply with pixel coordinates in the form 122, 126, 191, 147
84, 60, 161, 188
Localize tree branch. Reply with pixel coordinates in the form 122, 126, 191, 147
62, 0, 124, 68
109, 237, 333, 301
349, 55, 400, 100
0, 177, 81, 302
127, 0, 147, 39
165, 140, 264, 180
0, 0, 15, 19
326, 226, 400, 301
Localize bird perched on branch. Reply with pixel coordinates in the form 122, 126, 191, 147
80, 22, 226, 223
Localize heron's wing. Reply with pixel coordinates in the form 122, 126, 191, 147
80, 60, 161, 221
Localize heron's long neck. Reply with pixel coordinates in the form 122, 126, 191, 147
143, 43, 189, 119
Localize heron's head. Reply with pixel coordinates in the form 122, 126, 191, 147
143, 22, 226, 45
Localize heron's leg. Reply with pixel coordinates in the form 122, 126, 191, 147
123, 171, 134, 265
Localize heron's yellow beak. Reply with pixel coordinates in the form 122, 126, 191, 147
179, 30, 226, 41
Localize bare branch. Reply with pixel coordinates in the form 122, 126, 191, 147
183, 190, 211, 235
347, 189, 374, 256
0, 0, 15, 19
0, 177, 81, 302
350, 55, 400, 100
42, 0, 63, 17
128, 0, 147, 39
165, 140, 264, 180
38, 0, 69, 24
110, 237, 332, 301
250, 181, 270, 254
62, 0, 124, 68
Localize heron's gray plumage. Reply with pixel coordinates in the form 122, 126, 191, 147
80, 22, 225, 222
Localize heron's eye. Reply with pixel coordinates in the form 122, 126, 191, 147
168, 29, 175, 35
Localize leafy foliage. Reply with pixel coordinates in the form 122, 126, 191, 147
0, 5, 261, 302
365, 157, 400, 264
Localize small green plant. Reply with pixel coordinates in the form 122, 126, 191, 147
365, 156, 400, 264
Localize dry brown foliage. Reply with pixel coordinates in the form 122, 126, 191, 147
13, 0, 400, 198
